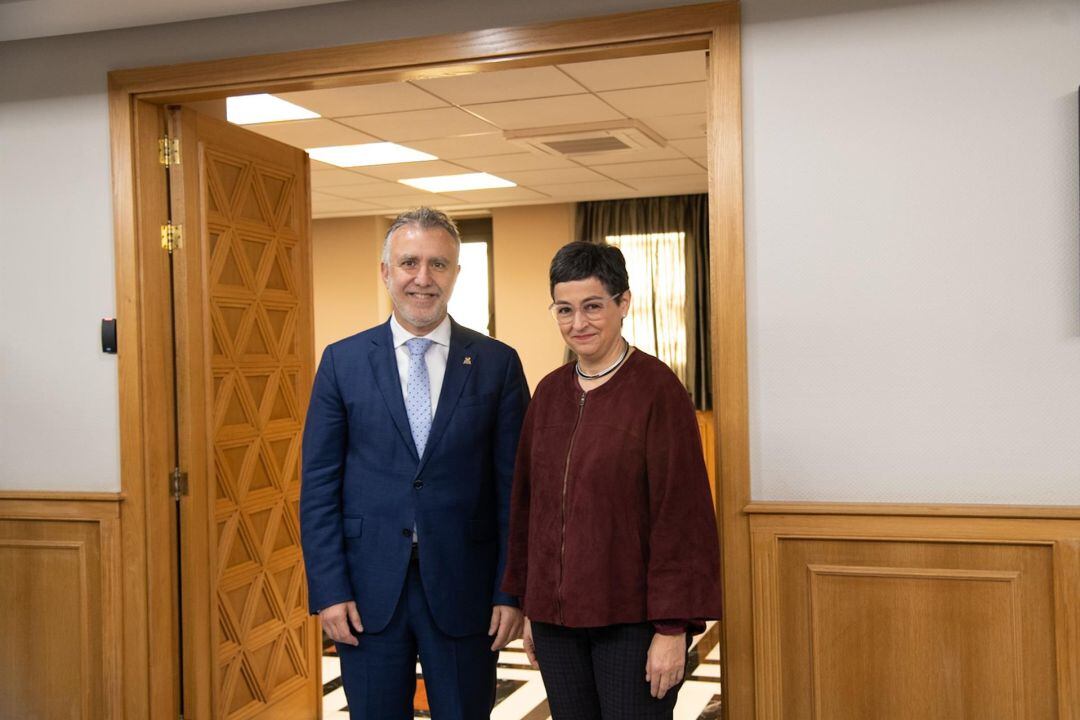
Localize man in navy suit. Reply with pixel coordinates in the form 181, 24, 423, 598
301, 207, 528, 719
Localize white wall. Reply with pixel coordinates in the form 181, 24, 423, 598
2, 0, 1078, 504
0, 0, 702, 491
0, 93, 119, 490
743, 0, 1080, 502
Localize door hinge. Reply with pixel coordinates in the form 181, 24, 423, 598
171, 468, 189, 500
159, 137, 180, 167
161, 223, 183, 253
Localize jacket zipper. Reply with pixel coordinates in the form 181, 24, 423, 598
556, 390, 587, 625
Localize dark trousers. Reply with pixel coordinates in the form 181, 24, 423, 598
335, 557, 497, 720
531, 621, 683, 720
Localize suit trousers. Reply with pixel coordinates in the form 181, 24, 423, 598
335, 555, 497, 720
531, 621, 684, 720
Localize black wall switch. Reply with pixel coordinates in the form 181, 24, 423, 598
102, 318, 117, 354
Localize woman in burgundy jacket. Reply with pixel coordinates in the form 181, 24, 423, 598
502, 241, 722, 719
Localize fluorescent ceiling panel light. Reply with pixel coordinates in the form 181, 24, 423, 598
307, 143, 438, 168
226, 94, 320, 124
399, 173, 516, 193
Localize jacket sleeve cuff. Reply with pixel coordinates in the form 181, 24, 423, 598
492, 590, 520, 608
500, 573, 525, 599
309, 592, 355, 616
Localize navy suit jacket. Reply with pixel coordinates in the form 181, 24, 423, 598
300, 318, 529, 637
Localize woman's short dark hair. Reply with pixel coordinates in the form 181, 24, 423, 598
549, 241, 629, 298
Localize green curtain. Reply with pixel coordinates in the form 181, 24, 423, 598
575, 194, 711, 411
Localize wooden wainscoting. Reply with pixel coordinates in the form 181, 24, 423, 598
0, 492, 124, 720
747, 506, 1080, 720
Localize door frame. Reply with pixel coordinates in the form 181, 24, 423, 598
107, 3, 752, 718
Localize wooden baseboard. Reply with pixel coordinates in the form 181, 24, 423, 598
750, 510, 1080, 719
746, 500, 1080, 519
0, 494, 124, 720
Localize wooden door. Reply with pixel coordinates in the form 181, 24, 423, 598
168, 106, 320, 719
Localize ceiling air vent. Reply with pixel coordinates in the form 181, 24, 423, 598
504, 120, 666, 158
543, 136, 631, 154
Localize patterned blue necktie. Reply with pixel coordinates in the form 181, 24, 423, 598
405, 337, 434, 457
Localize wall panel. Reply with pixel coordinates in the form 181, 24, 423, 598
0, 494, 123, 720
697, 410, 716, 501
750, 510, 1080, 720
743, 0, 1080, 504
491, 203, 573, 391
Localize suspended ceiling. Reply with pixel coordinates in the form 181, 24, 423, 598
235, 50, 709, 218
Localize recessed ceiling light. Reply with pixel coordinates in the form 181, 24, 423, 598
306, 143, 438, 168
226, 94, 320, 124
399, 173, 516, 193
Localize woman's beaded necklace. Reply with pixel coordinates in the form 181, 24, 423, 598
575, 339, 630, 380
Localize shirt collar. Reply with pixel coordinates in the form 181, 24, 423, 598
389, 313, 452, 349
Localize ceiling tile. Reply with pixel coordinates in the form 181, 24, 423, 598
500, 167, 605, 186
598, 82, 706, 119
465, 95, 624, 130
408, 133, 524, 159
638, 113, 707, 140
593, 159, 705, 180
527, 179, 635, 198
318, 180, 422, 199
622, 174, 709, 195
668, 137, 707, 160
552, 188, 647, 203
277, 83, 447, 118
455, 153, 577, 173
244, 119, 377, 148
558, 50, 707, 92
311, 169, 386, 188
413, 66, 587, 106
572, 145, 684, 166
338, 107, 496, 141
358, 160, 474, 181
440, 187, 550, 204
183, 99, 226, 120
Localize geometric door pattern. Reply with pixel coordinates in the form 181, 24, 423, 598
202, 144, 315, 719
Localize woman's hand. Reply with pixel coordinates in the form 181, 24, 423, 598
645, 632, 686, 699
522, 617, 539, 669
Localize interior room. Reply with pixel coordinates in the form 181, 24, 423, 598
2, 1, 1079, 719
186, 51, 720, 718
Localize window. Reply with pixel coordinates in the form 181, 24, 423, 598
448, 218, 494, 336
606, 231, 688, 386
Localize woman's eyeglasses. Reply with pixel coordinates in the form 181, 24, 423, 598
548, 293, 623, 325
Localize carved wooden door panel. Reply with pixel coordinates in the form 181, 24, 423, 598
168, 106, 319, 720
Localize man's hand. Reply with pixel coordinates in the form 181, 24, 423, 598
488, 604, 523, 651
319, 601, 363, 646
522, 617, 538, 669
645, 632, 686, 699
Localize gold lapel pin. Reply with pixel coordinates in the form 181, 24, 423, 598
463, 356, 472, 365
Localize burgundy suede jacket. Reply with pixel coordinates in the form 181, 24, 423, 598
501, 350, 722, 629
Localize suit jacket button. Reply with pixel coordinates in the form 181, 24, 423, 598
413, 480, 424, 489
401, 528, 412, 538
